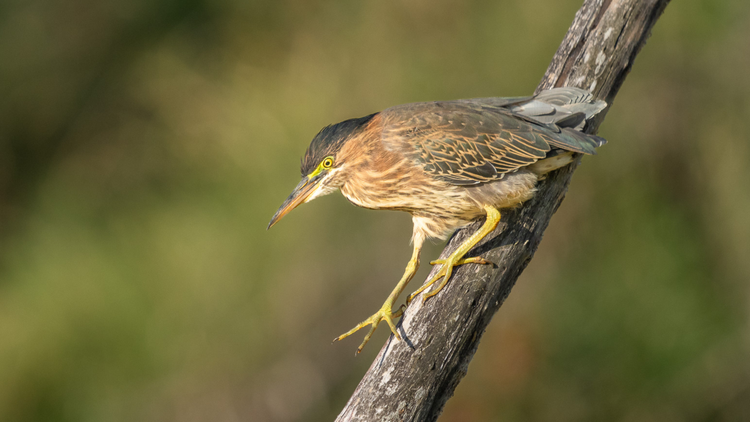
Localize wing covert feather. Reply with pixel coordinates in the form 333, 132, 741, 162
380, 102, 565, 185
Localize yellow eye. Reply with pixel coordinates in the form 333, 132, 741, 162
321, 157, 334, 169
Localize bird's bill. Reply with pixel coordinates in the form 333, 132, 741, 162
267, 175, 323, 229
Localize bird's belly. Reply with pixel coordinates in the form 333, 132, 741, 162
339, 185, 416, 212
462, 170, 539, 212
339, 169, 445, 212
340, 170, 539, 240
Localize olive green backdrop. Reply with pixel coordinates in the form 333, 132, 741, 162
1, 0, 748, 421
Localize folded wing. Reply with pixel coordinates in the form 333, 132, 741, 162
381, 94, 605, 186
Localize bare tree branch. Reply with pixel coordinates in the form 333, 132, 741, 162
336, 1, 671, 420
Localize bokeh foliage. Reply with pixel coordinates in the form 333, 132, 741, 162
1, 0, 749, 421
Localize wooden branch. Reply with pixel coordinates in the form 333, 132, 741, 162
336, 1, 671, 420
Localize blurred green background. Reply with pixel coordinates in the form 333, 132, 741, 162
1, 0, 749, 421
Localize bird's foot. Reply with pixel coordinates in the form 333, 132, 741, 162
333, 303, 404, 355
407, 255, 492, 304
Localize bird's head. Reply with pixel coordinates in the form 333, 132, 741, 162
268, 113, 377, 229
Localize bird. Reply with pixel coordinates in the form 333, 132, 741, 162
268, 87, 606, 354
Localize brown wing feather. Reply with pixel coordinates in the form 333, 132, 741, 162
380, 101, 574, 185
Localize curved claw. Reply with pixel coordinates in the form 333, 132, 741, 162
333, 305, 402, 354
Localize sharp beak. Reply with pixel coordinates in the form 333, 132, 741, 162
267, 174, 324, 229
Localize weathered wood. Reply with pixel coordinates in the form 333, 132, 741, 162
336, 1, 671, 420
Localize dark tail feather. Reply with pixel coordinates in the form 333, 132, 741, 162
546, 128, 606, 155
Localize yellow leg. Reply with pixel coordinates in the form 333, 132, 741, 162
407, 205, 500, 304
429, 257, 491, 266
333, 239, 423, 354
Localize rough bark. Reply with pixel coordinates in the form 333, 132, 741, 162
336, 1, 671, 421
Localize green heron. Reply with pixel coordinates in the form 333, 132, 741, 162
268, 87, 606, 353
